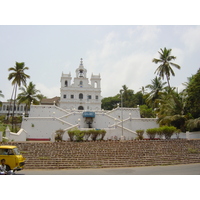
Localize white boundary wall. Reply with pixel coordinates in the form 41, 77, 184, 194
4, 105, 161, 141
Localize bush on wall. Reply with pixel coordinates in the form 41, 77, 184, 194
55, 129, 65, 142
67, 129, 106, 142
145, 126, 177, 140
146, 128, 157, 140
135, 129, 144, 140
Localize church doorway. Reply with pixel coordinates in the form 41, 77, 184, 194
78, 106, 84, 110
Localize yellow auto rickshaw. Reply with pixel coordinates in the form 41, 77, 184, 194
0, 145, 25, 172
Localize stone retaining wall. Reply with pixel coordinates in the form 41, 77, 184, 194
2, 140, 200, 169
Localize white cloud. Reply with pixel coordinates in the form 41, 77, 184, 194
86, 28, 160, 97
36, 83, 60, 98
181, 26, 200, 53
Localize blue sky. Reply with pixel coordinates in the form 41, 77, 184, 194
0, 25, 200, 101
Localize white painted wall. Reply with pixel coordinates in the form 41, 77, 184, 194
4, 104, 162, 141
186, 131, 200, 139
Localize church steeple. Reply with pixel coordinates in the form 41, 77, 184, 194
76, 58, 87, 78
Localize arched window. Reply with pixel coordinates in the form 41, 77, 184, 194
79, 93, 83, 99
94, 81, 98, 88
78, 106, 84, 110
65, 80, 68, 87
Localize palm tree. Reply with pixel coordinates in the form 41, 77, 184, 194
152, 47, 181, 89
17, 82, 41, 116
157, 90, 187, 131
120, 85, 135, 107
0, 90, 4, 98
0, 90, 4, 107
145, 76, 167, 108
8, 62, 30, 129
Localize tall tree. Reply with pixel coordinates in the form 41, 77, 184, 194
185, 68, 200, 119
101, 95, 120, 110
8, 62, 30, 129
17, 82, 41, 115
152, 47, 181, 89
145, 76, 167, 108
120, 85, 136, 107
157, 89, 187, 131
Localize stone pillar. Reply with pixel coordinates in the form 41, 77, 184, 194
0, 131, 2, 142
51, 132, 55, 142
186, 131, 190, 140
5, 126, 10, 139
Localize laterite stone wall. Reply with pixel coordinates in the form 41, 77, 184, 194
3, 140, 200, 169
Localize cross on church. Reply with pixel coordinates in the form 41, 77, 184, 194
80, 58, 83, 65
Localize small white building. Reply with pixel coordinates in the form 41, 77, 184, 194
60, 58, 101, 111
0, 102, 27, 116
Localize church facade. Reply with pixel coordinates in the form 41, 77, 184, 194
60, 58, 101, 111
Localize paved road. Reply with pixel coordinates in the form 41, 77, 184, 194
16, 163, 200, 175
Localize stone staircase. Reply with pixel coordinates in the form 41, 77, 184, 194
3, 140, 200, 169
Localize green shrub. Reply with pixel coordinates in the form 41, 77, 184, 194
146, 128, 157, 140
74, 129, 84, 142
160, 126, 177, 140
90, 129, 99, 141
83, 130, 91, 141
155, 127, 164, 139
99, 129, 106, 140
55, 129, 65, 142
136, 129, 144, 140
68, 129, 106, 142
68, 129, 75, 141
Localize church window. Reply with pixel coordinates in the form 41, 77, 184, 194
96, 95, 98, 100
80, 81, 83, 86
94, 81, 97, 88
63, 94, 66, 99
87, 95, 91, 100
21, 106, 23, 111
79, 93, 83, 99
3, 105, 6, 111
65, 80, 68, 87
71, 95, 74, 99
78, 106, 84, 110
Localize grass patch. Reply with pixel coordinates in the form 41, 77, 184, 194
38, 156, 51, 160
188, 148, 199, 154
20, 151, 29, 154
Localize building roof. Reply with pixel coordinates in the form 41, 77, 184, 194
40, 97, 60, 105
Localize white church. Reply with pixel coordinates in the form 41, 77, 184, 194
60, 58, 101, 111
4, 59, 159, 142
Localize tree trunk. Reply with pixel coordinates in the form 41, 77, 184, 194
11, 83, 18, 131
7, 85, 15, 120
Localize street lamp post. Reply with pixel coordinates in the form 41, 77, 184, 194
121, 90, 124, 140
